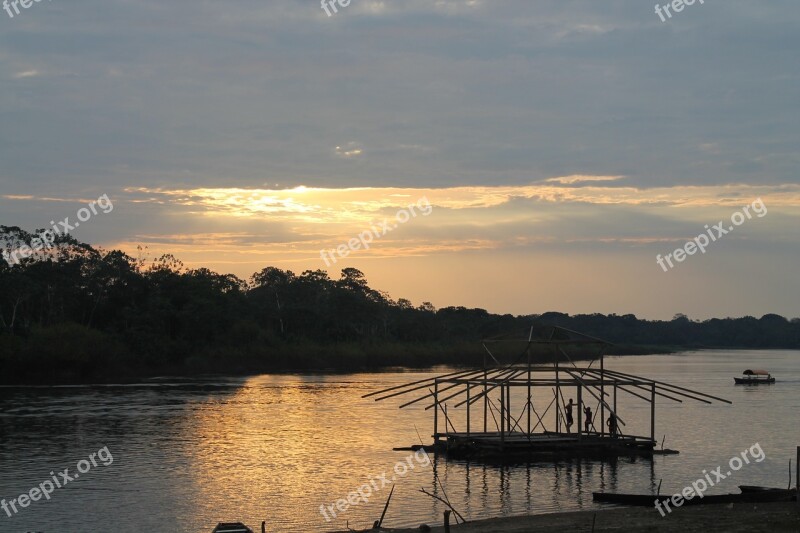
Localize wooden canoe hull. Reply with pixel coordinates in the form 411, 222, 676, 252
593, 488, 796, 506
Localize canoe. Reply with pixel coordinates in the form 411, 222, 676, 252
739, 485, 789, 493
592, 488, 796, 506
212, 524, 254, 533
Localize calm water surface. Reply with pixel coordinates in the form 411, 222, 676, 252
0, 350, 798, 532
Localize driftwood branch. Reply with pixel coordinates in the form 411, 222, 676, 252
419, 488, 465, 524
376, 484, 394, 528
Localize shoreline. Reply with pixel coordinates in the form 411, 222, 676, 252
0, 344, 682, 386
333, 502, 800, 532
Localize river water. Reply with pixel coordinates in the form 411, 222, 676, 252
0, 349, 798, 532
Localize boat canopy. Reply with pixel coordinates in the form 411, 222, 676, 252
743, 369, 770, 376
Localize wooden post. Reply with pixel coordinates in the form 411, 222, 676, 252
600, 351, 605, 437
506, 380, 512, 434
554, 387, 560, 433
796, 446, 799, 510
466, 383, 471, 436
650, 382, 656, 443
556, 358, 560, 433
577, 385, 583, 442
527, 347, 532, 436
500, 383, 505, 448
613, 380, 618, 439
483, 359, 488, 434
434, 379, 439, 443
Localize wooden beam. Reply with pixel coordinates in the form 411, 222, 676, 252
601, 368, 731, 404
364, 367, 480, 399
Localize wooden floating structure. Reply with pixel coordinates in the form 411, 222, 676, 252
366, 325, 731, 461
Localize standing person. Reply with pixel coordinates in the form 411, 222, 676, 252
584, 406, 592, 433
607, 413, 618, 437
565, 398, 574, 433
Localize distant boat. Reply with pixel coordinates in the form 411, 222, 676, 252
734, 369, 775, 384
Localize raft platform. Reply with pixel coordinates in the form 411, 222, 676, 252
366, 325, 731, 463
433, 430, 656, 460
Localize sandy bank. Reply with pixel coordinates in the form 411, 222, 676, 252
333, 502, 800, 532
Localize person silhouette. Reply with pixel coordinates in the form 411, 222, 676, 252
607, 414, 618, 437
565, 398, 574, 433
584, 406, 592, 433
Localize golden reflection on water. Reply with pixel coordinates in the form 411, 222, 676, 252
0, 351, 797, 532
185, 374, 406, 530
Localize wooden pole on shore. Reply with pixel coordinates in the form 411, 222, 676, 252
796, 446, 799, 510
377, 485, 394, 528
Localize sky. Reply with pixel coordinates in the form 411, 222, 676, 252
1, 0, 799, 320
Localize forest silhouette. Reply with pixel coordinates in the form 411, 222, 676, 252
2, 226, 798, 383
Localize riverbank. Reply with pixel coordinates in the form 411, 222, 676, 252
336, 502, 799, 532
0, 326, 677, 385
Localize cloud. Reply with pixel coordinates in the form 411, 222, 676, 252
543, 175, 624, 186
1, 0, 798, 191
12, 70, 40, 79
334, 142, 364, 158
123, 181, 800, 221
2, 0, 800, 318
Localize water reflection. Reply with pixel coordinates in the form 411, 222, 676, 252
0, 351, 797, 531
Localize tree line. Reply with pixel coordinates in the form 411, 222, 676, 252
1, 225, 798, 383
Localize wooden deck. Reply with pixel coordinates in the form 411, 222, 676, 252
434, 430, 656, 460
